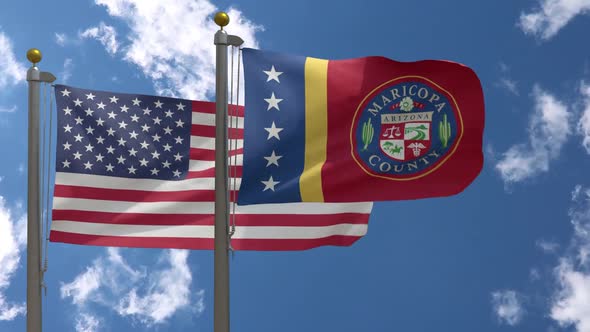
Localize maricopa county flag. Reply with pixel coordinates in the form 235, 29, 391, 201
238, 48, 484, 205
50, 85, 373, 251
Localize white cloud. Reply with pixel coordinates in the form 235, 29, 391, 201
0, 196, 26, 321
491, 290, 525, 326
61, 248, 202, 329
75, 313, 100, 332
93, 0, 262, 100
60, 58, 74, 84
498, 78, 519, 96
548, 186, 590, 331
495, 86, 571, 184
519, 0, 590, 40
79, 22, 119, 55
577, 82, 590, 154
0, 29, 26, 88
0, 106, 16, 113
55, 32, 68, 46
537, 239, 561, 253
17, 163, 25, 175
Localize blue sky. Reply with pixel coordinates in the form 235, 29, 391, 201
1, 0, 590, 331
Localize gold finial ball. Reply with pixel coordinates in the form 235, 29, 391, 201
27, 48, 42, 64
214, 11, 230, 27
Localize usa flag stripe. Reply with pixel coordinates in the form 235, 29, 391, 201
50, 85, 372, 250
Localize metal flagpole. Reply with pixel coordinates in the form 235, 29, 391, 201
213, 12, 243, 332
25, 49, 55, 332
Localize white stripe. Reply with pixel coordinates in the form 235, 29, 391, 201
55, 172, 228, 191
53, 197, 373, 215
190, 136, 244, 150
188, 155, 243, 172
192, 112, 244, 129
51, 220, 367, 239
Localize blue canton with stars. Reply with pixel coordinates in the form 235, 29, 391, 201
54, 85, 192, 180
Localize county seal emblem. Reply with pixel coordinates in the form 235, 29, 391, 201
351, 76, 463, 180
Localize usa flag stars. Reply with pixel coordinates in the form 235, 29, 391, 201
55, 86, 191, 180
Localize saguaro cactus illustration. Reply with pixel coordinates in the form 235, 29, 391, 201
438, 114, 451, 148
362, 118, 374, 151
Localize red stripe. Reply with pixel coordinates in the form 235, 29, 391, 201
192, 101, 244, 117
55, 184, 226, 202
186, 166, 242, 179
191, 125, 243, 139
50, 231, 362, 250
190, 148, 243, 161
52, 209, 369, 226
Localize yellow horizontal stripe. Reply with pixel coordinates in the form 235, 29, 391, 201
300, 57, 329, 202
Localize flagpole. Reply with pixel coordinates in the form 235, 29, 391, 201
213, 12, 243, 332
25, 49, 55, 332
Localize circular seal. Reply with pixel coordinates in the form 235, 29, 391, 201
351, 76, 463, 180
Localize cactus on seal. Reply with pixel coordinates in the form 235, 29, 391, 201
362, 118, 374, 151
438, 114, 451, 148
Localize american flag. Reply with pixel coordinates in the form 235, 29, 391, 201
50, 85, 373, 250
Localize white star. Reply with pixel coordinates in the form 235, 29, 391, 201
63, 124, 73, 133
74, 117, 84, 125
117, 137, 127, 146
174, 136, 184, 144
264, 150, 283, 167
84, 108, 94, 116
172, 169, 182, 177
176, 103, 186, 111
162, 143, 172, 152
109, 96, 119, 103
152, 133, 162, 142
162, 160, 171, 168
163, 126, 173, 135
143, 107, 152, 115
132, 98, 141, 106
106, 146, 115, 154
154, 100, 163, 108
85, 93, 95, 100
84, 144, 94, 152
96, 136, 105, 144
128, 148, 138, 156
63, 107, 73, 115
151, 150, 160, 159
173, 153, 182, 161
105, 163, 115, 172
74, 134, 83, 142
139, 158, 149, 167
130, 114, 140, 122
141, 124, 151, 132
83, 161, 93, 169
264, 122, 283, 140
73, 151, 82, 160
120, 105, 129, 113
85, 126, 95, 135
118, 121, 128, 129
175, 119, 185, 128
117, 155, 126, 164
263, 65, 283, 83
63, 142, 72, 150
261, 176, 280, 191
96, 102, 106, 110
61, 89, 71, 97
127, 165, 137, 174
164, 110, 174, 118
106, 128, 116, 136
152, 117, 162, 125
150, 168, 160, 175
95, 154, 105, 162
107, 111, 117, 119
129, 131, 139, 139
140, 141, 150, 149
62, 160, 71, 168
73, 98, 83, 107
96, 118, 105, 126
264, 92, 283, 111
